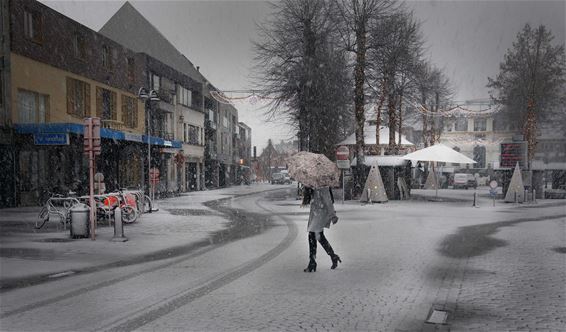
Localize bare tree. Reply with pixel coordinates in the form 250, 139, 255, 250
488, 23, 566, 165
333, 0, 394, 188
413, 62, 452, 147
369, 9, 423, 153
253, 0, 351, 157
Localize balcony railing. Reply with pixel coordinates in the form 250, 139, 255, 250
155, 130, 175, 141
101, 119, 124, 131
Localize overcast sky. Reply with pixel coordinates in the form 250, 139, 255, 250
42, 0, 565, 152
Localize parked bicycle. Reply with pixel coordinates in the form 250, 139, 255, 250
97, 190, 140, 224
122, 188, 153, 214
36, 196, 80, 230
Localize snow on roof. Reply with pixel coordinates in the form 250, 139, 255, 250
338, 125, 413, 146
351, 155, 409, 167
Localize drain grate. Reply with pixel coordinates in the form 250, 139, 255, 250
426, 309, 448, 324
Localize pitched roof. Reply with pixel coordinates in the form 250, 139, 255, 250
99, 2, 204, 83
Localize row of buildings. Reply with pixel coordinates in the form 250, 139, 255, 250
0, 0, 252, 207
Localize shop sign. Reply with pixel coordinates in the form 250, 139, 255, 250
34, 133, 69, 145
124, 133, 143, 143
164, 140, 173, 147
500, 142, 527, 168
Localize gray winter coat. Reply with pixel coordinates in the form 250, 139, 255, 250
307, 187, 337, 233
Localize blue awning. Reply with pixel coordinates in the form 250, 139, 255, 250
14, 123, 181, 148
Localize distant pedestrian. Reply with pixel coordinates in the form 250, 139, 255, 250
301, 186, 341, 272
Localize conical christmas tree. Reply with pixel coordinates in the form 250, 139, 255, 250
423, 168, 438, 190
504, 163, 525, 203
360, 164, 388, 203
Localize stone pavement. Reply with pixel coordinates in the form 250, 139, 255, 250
1, 185, 564, 331
134, 190, 565, 332
0, 184, 282, 290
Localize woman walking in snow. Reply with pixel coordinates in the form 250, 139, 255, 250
301, 186, 341, 272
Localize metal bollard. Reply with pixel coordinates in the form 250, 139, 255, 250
533, 189, 537, 204
524, 189, 528, 203
514, 192, 517, 204
473, 191, 478, 207
111, 207, 128, 242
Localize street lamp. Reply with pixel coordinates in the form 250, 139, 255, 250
138, 87, 160, 200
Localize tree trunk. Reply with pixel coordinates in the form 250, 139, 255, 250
387, 91, 396, 151
524, 105, 537, 167
375, 81, 387, 148
354, 26, 366, 165
398, 92, 403, 146
353, 18, 367, 196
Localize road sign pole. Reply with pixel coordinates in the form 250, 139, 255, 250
342, 169, 345, 205
89, 149, 95, 240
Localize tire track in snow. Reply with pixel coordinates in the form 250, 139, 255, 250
102, 194, 298, 332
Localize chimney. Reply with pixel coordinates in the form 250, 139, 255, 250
196, 66, 200, 72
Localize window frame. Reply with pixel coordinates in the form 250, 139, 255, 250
96, 87, 117, 121
66, 77, 90, 118
24, 9, 43, 44
102, 45, 114, 71
121, 95, 138, 129
455, 118, 468, 132
73, 33, 87, 60
17, 89, 49, 123
474, 118, 487, 132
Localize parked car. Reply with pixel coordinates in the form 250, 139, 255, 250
453, 173, 477, 189
271, 173, 291, 185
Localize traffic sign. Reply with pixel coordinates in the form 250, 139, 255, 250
336, 146, 349, 160
489, 180, 498, 189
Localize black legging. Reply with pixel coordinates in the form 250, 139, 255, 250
308, 230, 335, 262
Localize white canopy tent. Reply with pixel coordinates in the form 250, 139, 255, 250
401, 143, 477, 164
401, 144, 476, 197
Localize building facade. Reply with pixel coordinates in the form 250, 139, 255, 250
3, 0, 186, 206
0, 0, 251, 205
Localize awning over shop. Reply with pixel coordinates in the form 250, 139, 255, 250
14, 123, 181, 148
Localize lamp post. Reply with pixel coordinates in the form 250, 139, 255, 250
138, 88, 160, 201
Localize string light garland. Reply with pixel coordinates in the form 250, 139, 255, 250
210, 90, 276, 106
401, 96, 500, 118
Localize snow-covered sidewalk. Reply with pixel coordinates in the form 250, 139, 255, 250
0, 184, 281, 287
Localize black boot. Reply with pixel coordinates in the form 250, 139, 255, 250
304, 232, 317, 272
319, 232, 341, 269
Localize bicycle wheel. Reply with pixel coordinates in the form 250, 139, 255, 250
35, 207, 49, 229
143, 195, 152, 213
121, 206, 138, 224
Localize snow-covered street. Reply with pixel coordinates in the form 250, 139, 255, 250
1, 185, 564, 331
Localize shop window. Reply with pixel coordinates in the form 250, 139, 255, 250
96, 87, 117, 120
18, 89, 48, 123
121, 95, 138, 128
24, 10, 43, 43
473, 145, 486, 168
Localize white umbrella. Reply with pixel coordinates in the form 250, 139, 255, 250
401, 143, 476, 164
402, 144, 476, 198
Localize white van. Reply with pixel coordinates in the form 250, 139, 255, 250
453, 173, 477, 189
